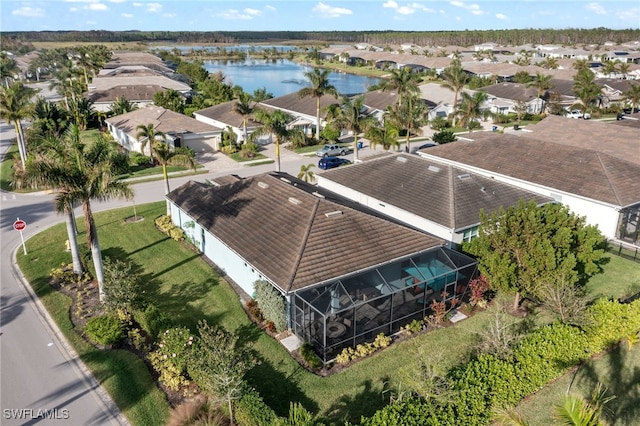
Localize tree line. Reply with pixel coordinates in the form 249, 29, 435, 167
3, 28, 640, 48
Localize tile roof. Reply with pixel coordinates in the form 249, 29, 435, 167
422, 132, 640, 207
194, 100, 263, 129
166, 175, 444, 292
105, 106, 220, 136
520, 115, 640, 165
90, 68, 191, 92
86, 84, 167, 103
319, 153, 552, 229
483, 82, 541, 103
259, 92, 341, 118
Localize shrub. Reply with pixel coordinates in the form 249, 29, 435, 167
233, 388, 278, 426
129, 152, 152, 167
336, 333, 391, 364
245, 299, 264, 322
582, 298, 640, 353
360, 398, 455, 426
299, 343, 322, 370
149, 326, 195, 392
84, 315, 126, 346
50, 263, 92, 286
432, 129, 456, 144
469, 275, 490, 307
401, 319, 424, 335
132, 304, 172, 340
155, 215, 185, 241
254, 280, 287, 332
102, 257, 144, 315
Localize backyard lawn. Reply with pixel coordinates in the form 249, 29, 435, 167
16, 201, 640, 425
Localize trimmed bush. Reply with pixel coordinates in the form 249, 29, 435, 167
85, 315, 125, 346
299, 343, 322, 370
234, 388, 278, 426
582, 298, 640, 353
254, 280, 287, 332
132, 304, 172, 340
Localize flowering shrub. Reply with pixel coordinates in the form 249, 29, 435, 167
336, 333, 392, 364
155, 215, 184, 241
469, 275, 491, 308
50, 263, 91, 285
149, 326, 195, 391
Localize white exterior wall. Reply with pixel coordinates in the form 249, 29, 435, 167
419, 158, 621, 239
169, 202, 269, 297
317, 177, 457, 247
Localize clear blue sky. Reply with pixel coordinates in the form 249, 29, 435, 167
2, 1, 639, 33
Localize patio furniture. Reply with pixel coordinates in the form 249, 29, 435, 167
355, 304, 380, 321
327, 321, 346, 338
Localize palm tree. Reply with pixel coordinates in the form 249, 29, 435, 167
298, 68, 339, 141
136, 123, 166, 158
365, 119, 400, 152
554, 384, 614, 426
109, 96, 137, 116
618, 62, 630, 80
573, 70, 602, 115
379, 66, 422, 108
233, 92, 254, 143
0, 82, 37, 170
329, 95, 376, 161
440, 64, 468, 126
151, 141, 196, 214
297, 163, 316, 183
250, 108, 289, 172
0, 52, 20, 86
385, 94, 428, 152
623, 84, 640, 111
454, 91, 489, 130
528, 72, 554, 113
25, 125, 132, 300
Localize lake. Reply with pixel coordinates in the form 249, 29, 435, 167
202, 58, 380, 98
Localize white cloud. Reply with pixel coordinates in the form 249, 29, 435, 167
12, 6, 45, 17
616, 6, 639, 21
122, 12, 133, 18
244, 8, 261, 17
87, 3, 108, 11
70, 7, 79, 12
265, 5, 276, 12
109, 0, 126, 2
219, 9, 255, 20
163, 13, 176, 18
450, 1, 484, 16
384, 1, 433, 15
586, 2, 606, 15
132, 2, 143, 7
496, 13, 507, 20
146, 2, 162, 12
312, 2, 353, 18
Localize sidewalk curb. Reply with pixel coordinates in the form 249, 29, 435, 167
10, 242, 130, 426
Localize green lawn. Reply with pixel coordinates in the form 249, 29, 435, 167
16, 203, 640, 425
0, 143, 20, 191
585, 255, 640, 301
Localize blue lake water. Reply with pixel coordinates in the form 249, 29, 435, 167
202, 59, 380, 98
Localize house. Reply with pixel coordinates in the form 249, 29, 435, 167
89, 66, 192, 95
193, 100, 263, 143
481, 82, 545, 115
418, 129, 640, 246
316, 153, 553, 246
166, 173, 477, 362
105, 106, 221, 154
86, 84, 169, 112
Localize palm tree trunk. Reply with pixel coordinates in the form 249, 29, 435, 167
315, 98, 321, 140
275, 139, 281, 172
65, 208, 83, 275
162, 163, 171, 215
83, 200, 105, 302
13, 121, 27, 171
353, 137, 359, 162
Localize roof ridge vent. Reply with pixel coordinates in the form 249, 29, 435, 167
258, 181, 269, 189
457, 173, 471, 180
312, 191, 325, 198
325, 210, 343, 218
428, 165, 440, 172
288, 197, 302, 205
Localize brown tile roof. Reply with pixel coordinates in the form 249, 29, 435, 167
104, 51, 173, 73
86, 84, 167, 103
483, 82, 541, 102
320, 153, 551, 229
521, 115, 640, 165
194, 100, 262, 129
423, 132, 640, 207
259, 92, 341, 118
105, 106, 220, 136
166, 175, 444, 292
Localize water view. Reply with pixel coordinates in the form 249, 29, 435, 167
203, 58, 380, 98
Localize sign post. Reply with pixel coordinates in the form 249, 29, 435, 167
13, 218, 27, 255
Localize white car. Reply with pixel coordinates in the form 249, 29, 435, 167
567, 110, 591, 119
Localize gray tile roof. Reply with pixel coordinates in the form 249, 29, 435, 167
422, 132, 640, 207
86, 84, 167, 103
521, 115, 640, 165
320, 153, 552, 229
105, 106, 220, 136
194, 100, 263, 129
166, 175, 444, 292
483, 82, 541, 102
259, 92, 341, 118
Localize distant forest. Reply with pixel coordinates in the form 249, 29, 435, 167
3, 28, 640, 48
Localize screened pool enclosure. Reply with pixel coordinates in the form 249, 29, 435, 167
290, 247, 477, 362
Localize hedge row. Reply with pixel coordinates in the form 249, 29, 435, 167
361, 298, 640, 426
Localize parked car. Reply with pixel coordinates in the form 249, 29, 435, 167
623, 106, 640, 114
316, 144, 350, 157
566, 110, 591, 119
410, 142, 438, 154
318, 157, 351, 170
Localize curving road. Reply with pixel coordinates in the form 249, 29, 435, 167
0, 119, 322, 425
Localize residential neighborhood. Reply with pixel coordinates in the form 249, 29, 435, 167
2, 27, 640, 426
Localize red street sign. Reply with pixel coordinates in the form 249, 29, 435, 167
13, 219, 26, 231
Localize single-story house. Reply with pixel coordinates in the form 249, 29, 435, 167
316, 153, 553, 246
89, 66, 191, 95
166, 173, 477, 362
105, 106, 221, 154
193, 100, 263, 143
418, 130, 640, 246
480, 82, 545, 114
86, 84, 169, 112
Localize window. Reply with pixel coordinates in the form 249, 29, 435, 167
462, 227, 479, 243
